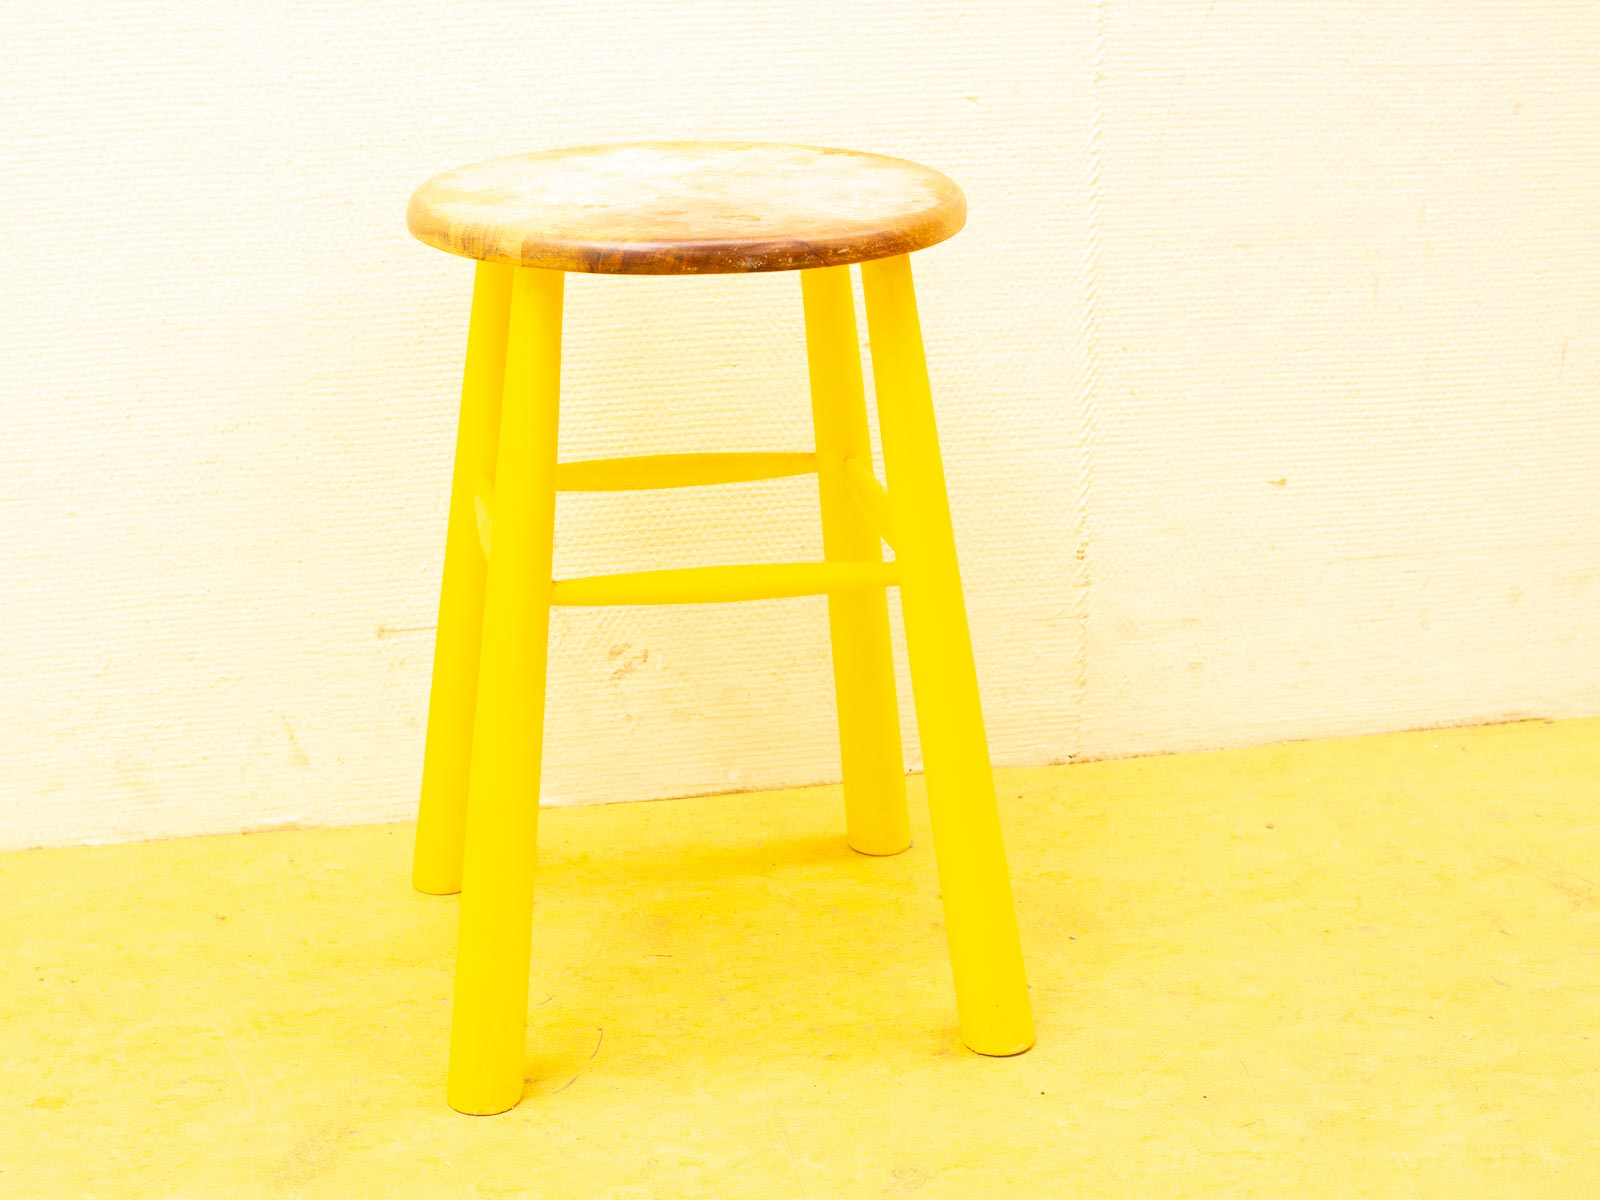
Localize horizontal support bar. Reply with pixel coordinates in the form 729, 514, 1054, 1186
554, 452, 816, 492
841, 456, 897, 549
550, 561, 899, 607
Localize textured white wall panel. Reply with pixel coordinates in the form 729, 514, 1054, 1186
0, 2, 1596, 849
1082, 4, 1600, 756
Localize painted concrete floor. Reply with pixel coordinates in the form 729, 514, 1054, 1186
4, 718, 1598, 1198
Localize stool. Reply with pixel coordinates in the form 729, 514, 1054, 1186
406, 142, 1032, 1115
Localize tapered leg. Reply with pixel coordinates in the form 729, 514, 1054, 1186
801, 267, 911, 856
414, 261, 515, 895
447, 267, 565, 1115
861, 254, 1034, 1055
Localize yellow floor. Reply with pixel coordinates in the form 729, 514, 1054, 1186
5, 720, 1598, 1198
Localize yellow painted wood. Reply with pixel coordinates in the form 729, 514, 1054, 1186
554, 451, 815, 492
9, 719, 1600, 1196
862, 253, 1033, 1056
413, 261, 514, 896
549, 561, 898, 607
841, 454, 897, 550
448, 267, 565, 1116
471, 473, 494, 558
802, 266, 910, 857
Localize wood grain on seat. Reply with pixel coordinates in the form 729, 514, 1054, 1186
407, 142, 965, 275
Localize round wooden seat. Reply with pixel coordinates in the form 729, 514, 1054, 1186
407, 142, 965, 276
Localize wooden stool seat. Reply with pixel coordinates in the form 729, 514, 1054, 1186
406, 142, 966, 275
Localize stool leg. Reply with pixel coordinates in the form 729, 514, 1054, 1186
447, 266, 565, 1115
861, 254, 1034, 1056
801, 266, 911, 856
414, 261, 515, 895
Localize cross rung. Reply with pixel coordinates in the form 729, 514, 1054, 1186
841, 456, 896, 549
549, 561, 899, 606
554, 452, 816, 492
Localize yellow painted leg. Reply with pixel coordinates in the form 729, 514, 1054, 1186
447, 267, 565, 1115
861, 253, 1034, 1056
414, 261, 515, 895
802, 267, 911, 856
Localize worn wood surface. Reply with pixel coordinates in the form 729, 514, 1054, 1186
407, 142, 965, 275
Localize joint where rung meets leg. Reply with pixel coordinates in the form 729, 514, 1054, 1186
554, 451, 815, 492
550, 560, 899, 607
840, 456, 896, 550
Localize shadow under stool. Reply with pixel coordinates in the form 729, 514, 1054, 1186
405, 142, 1033, 1114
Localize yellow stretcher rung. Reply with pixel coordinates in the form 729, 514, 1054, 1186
841, 455, 896, 549
549, 561, 900, 606
554, 452, 816, 491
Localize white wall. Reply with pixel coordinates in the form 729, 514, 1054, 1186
2, 2, 1596, 849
